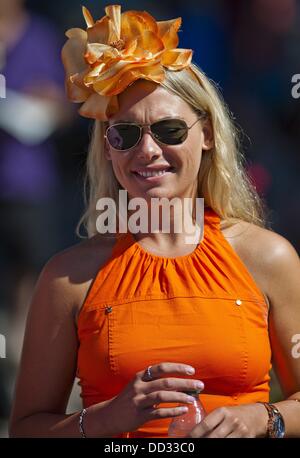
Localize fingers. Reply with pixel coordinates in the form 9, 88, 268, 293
189, 409, 225, 438
188, 407, 252, 438
207, 422, 251, 438
138, 362, 204, 395
143, 377, 204, 395
140, 363, 196, 381
202, 422, 235, 438
147, 405, 189, 420
139, 390, 196, 409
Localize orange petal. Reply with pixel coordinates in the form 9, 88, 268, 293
161, 49, 193, 70
139, 63, 166, 86
92, 60, 154, 94
105, 4, 122, 43
79, 92, 119, 120
62, 28, 87, 74
157, 18, 181, 49
84, 63, 106, 85
62, 28, 89, 101
84, 43, 103, 65
135, 31, 164, 58
93, 59, 139, 84
70, 68, 95, 95
121, 11, 158, 41
87, 16, 109, 44
93, 61, 163, 96
85, 43, 119, 64
65, 27, 87, 40
109, 64, 165, 95
121, 38, 138, 57
65, 78, 91, 103
70, 68, 89, 86
66, 69, 92, 102
79, 92, 111, 120
82, 6, 94, 28
79, 94, 110, 121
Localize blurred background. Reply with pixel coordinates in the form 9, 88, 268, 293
0, 0, 299, 437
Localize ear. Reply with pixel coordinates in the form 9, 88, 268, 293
104, 137, 112, 161
201, 119, 214, 151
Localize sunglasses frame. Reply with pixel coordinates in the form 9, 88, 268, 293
104, 115, 207, 152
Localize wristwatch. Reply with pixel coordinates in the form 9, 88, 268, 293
261, 403, 285, 438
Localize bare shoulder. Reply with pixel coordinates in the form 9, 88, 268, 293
40, 234, 117, 322
222, 219, 298, 264
221, 219, 300, 303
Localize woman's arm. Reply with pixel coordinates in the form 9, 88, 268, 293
265, 234, 300, 436
8, 252, 114, 438
189, 229, 300, 438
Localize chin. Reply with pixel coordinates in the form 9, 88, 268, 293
141, 187, 177, 200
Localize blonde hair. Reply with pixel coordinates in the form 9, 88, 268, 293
76, 62, 267, 238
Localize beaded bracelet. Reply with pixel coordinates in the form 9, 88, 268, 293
79, 408, 87, 438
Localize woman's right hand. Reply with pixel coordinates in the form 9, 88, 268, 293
101, 362, 204, 435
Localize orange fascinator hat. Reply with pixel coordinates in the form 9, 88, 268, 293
62, 4, 193, 121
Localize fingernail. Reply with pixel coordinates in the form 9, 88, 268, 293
196, 381, 204, 389
178, 406, 188, 413
187, 396, 195, 403
186, 367, 195, 375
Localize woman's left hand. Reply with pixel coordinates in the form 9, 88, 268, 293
188, 403, 268, 438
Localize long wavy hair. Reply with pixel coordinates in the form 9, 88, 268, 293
76, 62, 267, 238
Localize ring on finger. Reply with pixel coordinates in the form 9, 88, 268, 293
144, 365, 154, 381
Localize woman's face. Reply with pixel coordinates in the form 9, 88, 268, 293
105, 80, 213, 202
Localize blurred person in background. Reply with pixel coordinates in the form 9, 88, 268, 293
0, 0, 70, 426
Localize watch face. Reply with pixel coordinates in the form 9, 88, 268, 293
274, 416, 285, 438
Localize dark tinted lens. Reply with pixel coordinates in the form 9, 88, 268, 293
151, 119, 188, 145
106, 124, 140, 150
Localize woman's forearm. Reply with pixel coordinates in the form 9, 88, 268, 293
10, 395, 300, 438
9, 400, 117, 438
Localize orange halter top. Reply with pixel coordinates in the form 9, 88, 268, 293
76, 207, 271, 438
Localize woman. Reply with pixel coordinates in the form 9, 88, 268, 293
9, 4, 300, 438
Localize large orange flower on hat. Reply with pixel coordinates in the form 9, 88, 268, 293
62, 4, 193, 120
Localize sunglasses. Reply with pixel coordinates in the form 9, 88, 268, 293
104, 116, 206, 151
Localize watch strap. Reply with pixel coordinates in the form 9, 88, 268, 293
260, 402, 284, 438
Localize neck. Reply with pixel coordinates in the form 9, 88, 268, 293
125, 195, 204, 248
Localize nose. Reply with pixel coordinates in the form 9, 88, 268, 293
135, 127, 163, 161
